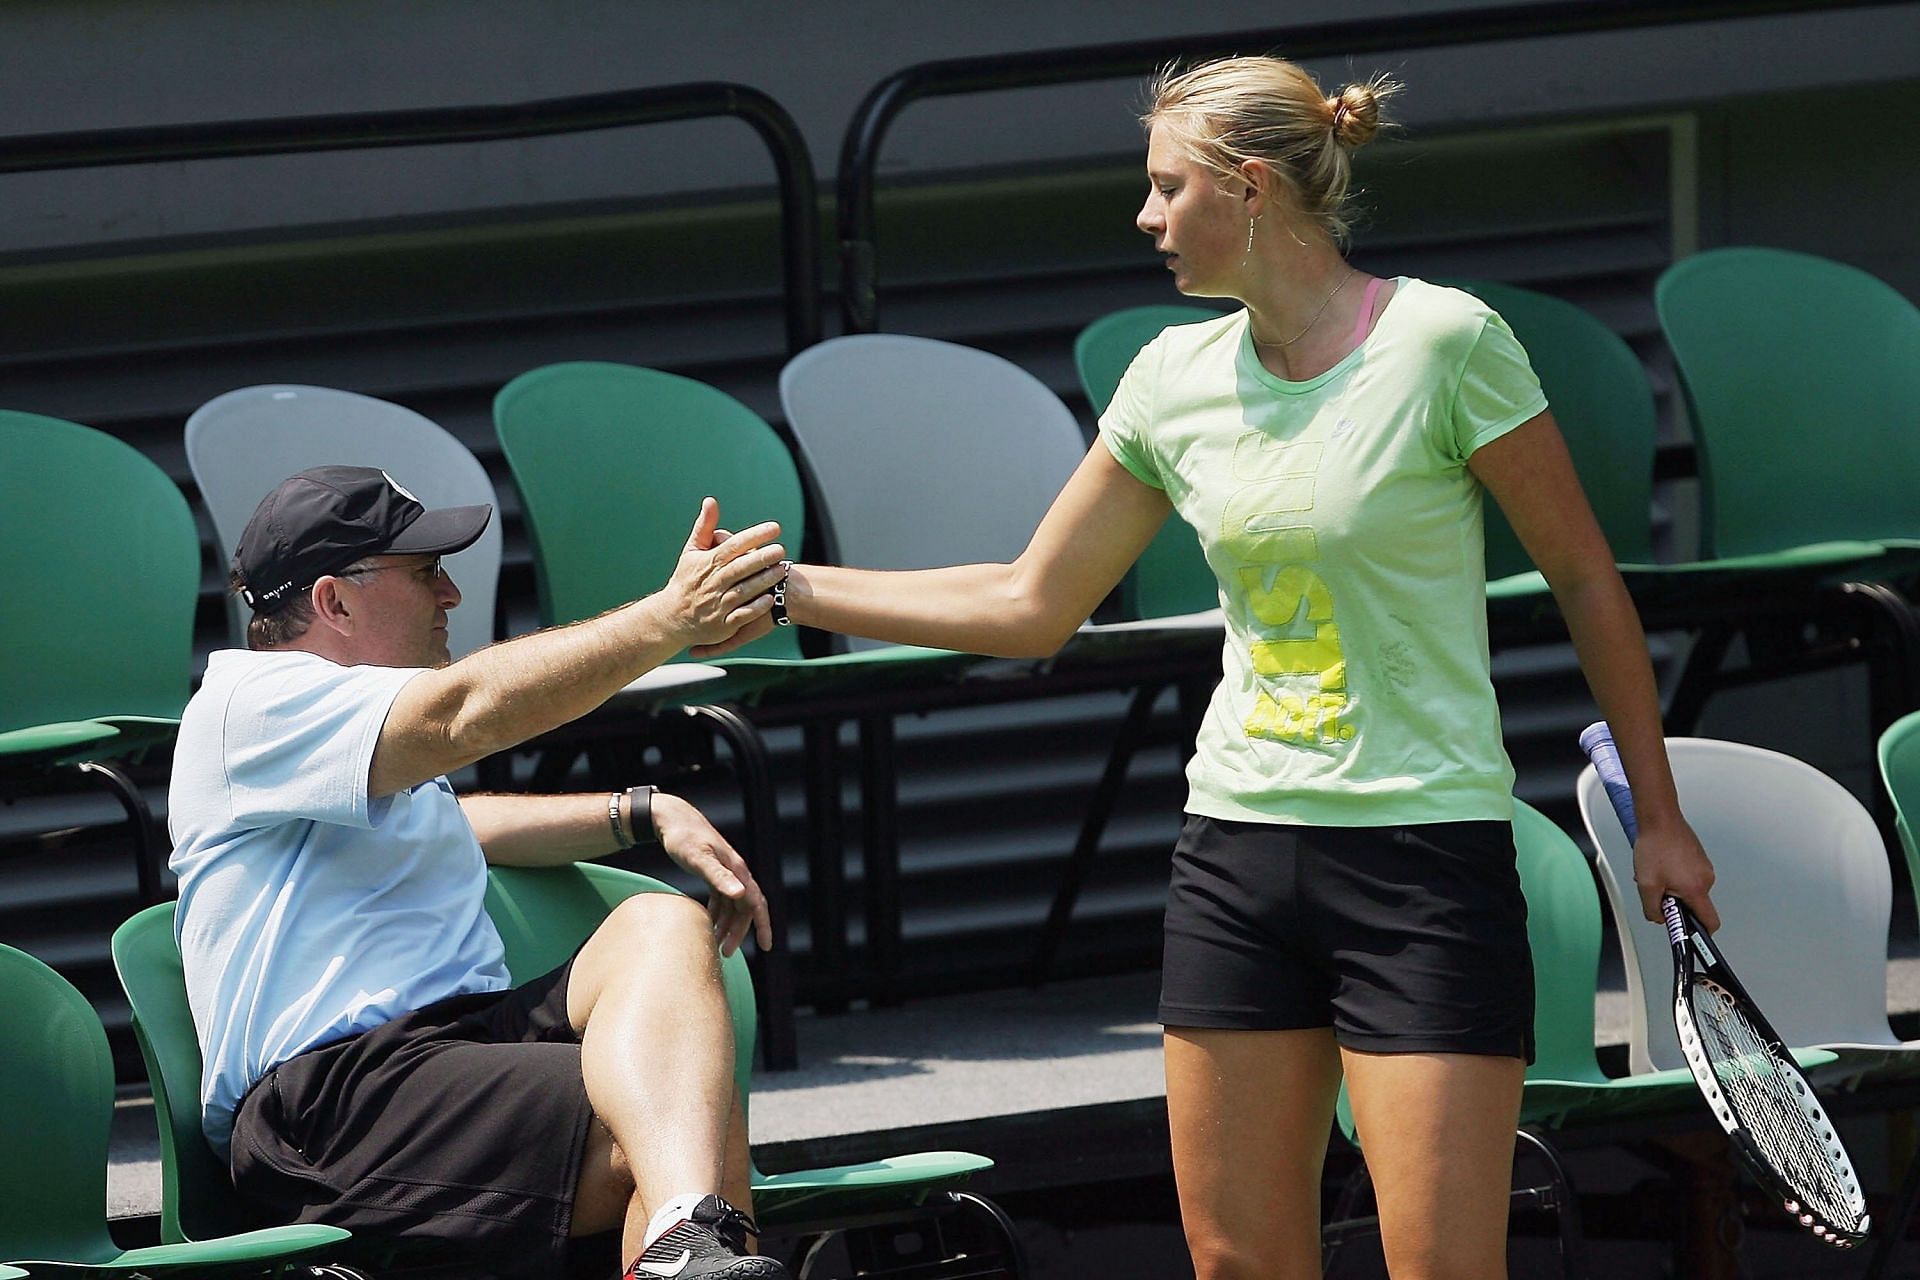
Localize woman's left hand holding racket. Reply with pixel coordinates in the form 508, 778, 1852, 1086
1578, 723, 1721, 933
1627, 819, 1721, 934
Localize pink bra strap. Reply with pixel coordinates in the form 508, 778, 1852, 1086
1350, 276, 1386, 345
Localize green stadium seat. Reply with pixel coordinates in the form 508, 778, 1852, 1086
5, 940, 347, 1275
1879, 711, 1920, 923
0, 410, 198, 903
1656, 247, 1920, 567
1440, 280, 1900, 750
1655, 248, 1919, 738
1073, 304, 1224, 622
496, 360, 984, 1017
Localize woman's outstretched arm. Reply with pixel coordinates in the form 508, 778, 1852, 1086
786, 444, 1174, 658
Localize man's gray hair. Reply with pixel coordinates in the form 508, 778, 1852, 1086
232, 556, 382, 650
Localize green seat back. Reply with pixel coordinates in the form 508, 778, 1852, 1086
0, 943, 131, 1264
0, 411, 198, 732
494, 362, 805, 659
1511, 799, 1608, 1085
1880, 710, 1920, 922
1073, 306, 1224, 619
1074, 305, 1223, 418
1444, 282, 1657, 574
114, 904, 256, 1241
1657, 247, 1920, 558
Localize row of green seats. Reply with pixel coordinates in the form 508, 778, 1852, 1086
1, 867, 1014, 1277
10, 244, 1914, 774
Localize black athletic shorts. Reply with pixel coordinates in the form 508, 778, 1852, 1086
1159, 814, 1535, 1062
229, 958, 607, 1280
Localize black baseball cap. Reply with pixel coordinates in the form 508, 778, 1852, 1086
233, 465, 492, 614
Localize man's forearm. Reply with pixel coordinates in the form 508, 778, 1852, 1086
462, 790, 654, 865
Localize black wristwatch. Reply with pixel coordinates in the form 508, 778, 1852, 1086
626, 785, 658, 845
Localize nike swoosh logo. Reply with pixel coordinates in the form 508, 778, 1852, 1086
633, 1252, 691, 1278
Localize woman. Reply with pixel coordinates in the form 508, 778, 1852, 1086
775, 57, 1719, 1279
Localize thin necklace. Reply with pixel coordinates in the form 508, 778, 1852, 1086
1250, 267, 1358, 349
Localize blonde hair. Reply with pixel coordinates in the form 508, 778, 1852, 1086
1145, 56, 1400, 245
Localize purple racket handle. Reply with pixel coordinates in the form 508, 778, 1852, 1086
1581, 721, 1690, 948
1579, 721, 1638, 842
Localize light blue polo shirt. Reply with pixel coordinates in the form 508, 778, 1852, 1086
169, 648, 509, 1155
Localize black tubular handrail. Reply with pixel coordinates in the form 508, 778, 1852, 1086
0, 82, 822, 353
837, 0, 1910, 336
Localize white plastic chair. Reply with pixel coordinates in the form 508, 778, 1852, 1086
778, 334, 1088, 649
780, 335, 1228, 981
185, 385, 503, 662
1576, 736, 1914, 1086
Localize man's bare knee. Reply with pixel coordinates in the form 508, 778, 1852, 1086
588, 893, 721, 976
570, 894, 722, 1032
599, 892, 713, 950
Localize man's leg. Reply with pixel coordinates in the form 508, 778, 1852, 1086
573, 1086, 756, 1246
561, 892, 753, 1263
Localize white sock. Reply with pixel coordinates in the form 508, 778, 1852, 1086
642, 1192, 714, 1250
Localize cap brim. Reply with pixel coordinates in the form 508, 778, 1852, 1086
386, 504, 493, 557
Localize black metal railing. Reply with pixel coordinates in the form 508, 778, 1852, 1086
837, 0, 1907, 337
0, 82, 823, 354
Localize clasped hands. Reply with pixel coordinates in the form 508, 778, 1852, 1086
665, 497, 786, 658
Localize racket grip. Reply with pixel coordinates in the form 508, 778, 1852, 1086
1582, 722, 1690, 943
1660, 895, 1688, 948
1578, 721, 1638, 843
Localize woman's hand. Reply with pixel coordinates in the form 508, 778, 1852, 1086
1631, 819, 1720, 934
650, 791, 773, 956
664, 498, 786, 652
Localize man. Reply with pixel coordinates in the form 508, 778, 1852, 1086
169, 465, 792, 1280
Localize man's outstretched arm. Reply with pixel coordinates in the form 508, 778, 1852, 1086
370, 500, 784, 797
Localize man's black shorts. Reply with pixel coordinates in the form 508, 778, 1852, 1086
228, 958, 600, 1280
1159, 814, 1535, 1062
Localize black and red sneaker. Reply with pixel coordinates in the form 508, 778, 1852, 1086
623, 1195, 785, 1279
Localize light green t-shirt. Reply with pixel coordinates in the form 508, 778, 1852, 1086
1100, 278, 1548, 826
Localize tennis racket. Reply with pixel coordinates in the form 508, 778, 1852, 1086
1579, 722, 1869, 1248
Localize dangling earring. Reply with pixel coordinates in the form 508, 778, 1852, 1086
1246, 216, 1257, 255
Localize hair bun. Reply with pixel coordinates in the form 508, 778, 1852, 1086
1327, 80, 1390, 148
1145, 57, 1400, 246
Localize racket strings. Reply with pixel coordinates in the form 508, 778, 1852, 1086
1692, 981, 1858, 1226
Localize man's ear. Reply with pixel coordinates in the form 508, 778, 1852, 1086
309, 576, 355, 637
